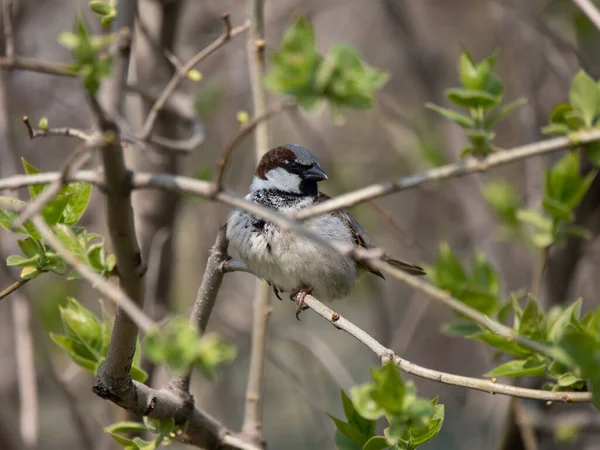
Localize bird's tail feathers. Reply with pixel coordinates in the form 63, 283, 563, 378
383, 257, 426, 276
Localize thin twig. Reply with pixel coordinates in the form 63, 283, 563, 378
295, 129, 600, 220
139, 14, 249, 140
573, 0, 600, 31
0, 278, 29, 301
0, 57, 75, 76
213, 98, 298, 190
242, 1, 270, 444
13, 144, 91, 228
12, 294, 38, 447
170, 227, 229, 393
22, 115, 90, 141
301, 294, 591, 403
2, 0, 15, 62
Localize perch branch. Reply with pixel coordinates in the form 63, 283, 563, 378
22, 115, 90, 141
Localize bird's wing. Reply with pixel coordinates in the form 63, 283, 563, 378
314, 192, 426, 277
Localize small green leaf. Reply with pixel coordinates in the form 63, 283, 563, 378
130, 365, 148, 383
519, 298, 546, 342
104, 421, 148, 435
547, 299, 583, 343
18, 238, 41, 258
541, 123, 571, 136
7, 254, 39, 267
362, 436, 390, 450
445, 88, 500, 109
425, 103, 474, 128
60, 182, 92, 226
38, 117, 48, 130
350, 384, 385, 421
484, 358, 546, 377
341, 390, 376, 439
20, 265, 40, 280
557, 373, 585, 387
569, 70, 600, 127
370, 362, 405, 415
441, 323, 482, 337
409, 403, 444, 446
469, 331, 532, 358
89, 1, 113, 16
335, 431, 362, 450
21, 158, 44, 199
484, 98, 527, 127
326, 414, 368, 447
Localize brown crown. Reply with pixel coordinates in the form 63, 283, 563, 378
255, 146, 296, 180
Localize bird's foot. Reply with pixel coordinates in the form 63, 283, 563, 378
268, 283, 283, 300
291, 287, 312, 321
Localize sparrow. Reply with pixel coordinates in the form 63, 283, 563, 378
226, 144, 425, 319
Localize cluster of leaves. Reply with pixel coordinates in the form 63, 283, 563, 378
265, 16, 388, 115
484, 150, 594, 248
89, 0, 117, 27
106, 417, 187, 450
426, 50, 526, 157
59, 18, 115, 94
542, 70, 600, 166
51, 297, 148, 382
0, 159, 115, 280
143, 317, 236, 378
328, 363, 444, 450
427, 245, 600, 408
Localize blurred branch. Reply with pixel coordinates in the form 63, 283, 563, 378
213, 98, 298, 190
242, 0, 270, 445
295, 130, 600, 220
12, 293, 38, 447
0, 57, 75, 76
139, 13, 249, 141
22, 115, 90, 141
2, 0, 14, 62
573, 0, 600, 31
170, 226, 229, 393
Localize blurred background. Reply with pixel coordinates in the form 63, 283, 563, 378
0, 0, 599, 449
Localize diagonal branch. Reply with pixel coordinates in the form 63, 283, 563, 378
573, 0, 600, 31
22, 115, 90, 141
139, 14, 249, 141
295, 129, 600, 220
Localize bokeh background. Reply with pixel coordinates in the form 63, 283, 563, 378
0, 0, 599, 449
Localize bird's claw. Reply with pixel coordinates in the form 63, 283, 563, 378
292, 288, 312, 320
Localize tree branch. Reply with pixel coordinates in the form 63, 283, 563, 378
301, 295, 591, 403
2, 0, 14, 62
573, 0, 600, 31
213, 98, 298, 190
0, 278, 29, 301
241, 0, 270, 444
139, 14, 249, 141
22, 115, 90, 141
295, 129, 600, 220
170, 226, 229, 393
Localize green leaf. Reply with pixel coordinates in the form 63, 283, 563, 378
327, 414, 368, 447
541, 123, 571, 136
18, 238, 41, 258
362, 436, 390, 450
21, 158, 44, 199
350, 384, 385, 421
409, 403, 444, 446
42, 191, 73, 226
89, 1, 113, 16
547, 299, 582, 343
516, 209, 552, 232
519, 298, 546, 342
542, 197, 573, 221
584, 143, 600, 166
335, 431, 362, 450
59, 297, 104, 354
559, 330, 600, 409
54, 224, 88, 263
445, 88, 500, 109
60, 182, 92, 225
425, 103, 474, 128
550, 103, 573, 124
557, 373, 585, 387
341, 390, 376, 439
38, 117, 48, 130
484, 98, 527, 127
441, 323, 482, 337
484, 358, 546, 377
6, 254, 39, 267
50, 334, 98, 373
469, 331, 532, 358
569, 70, 600, 127
370, 362, 405, 415
20, 265, 40, 280
0, 196, 38, 237
130, 365, 148, 383
105, 421, 148, 435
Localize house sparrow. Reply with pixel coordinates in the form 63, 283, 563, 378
227, 144, 425, 319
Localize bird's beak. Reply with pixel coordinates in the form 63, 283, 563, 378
303, 165, 328, 181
